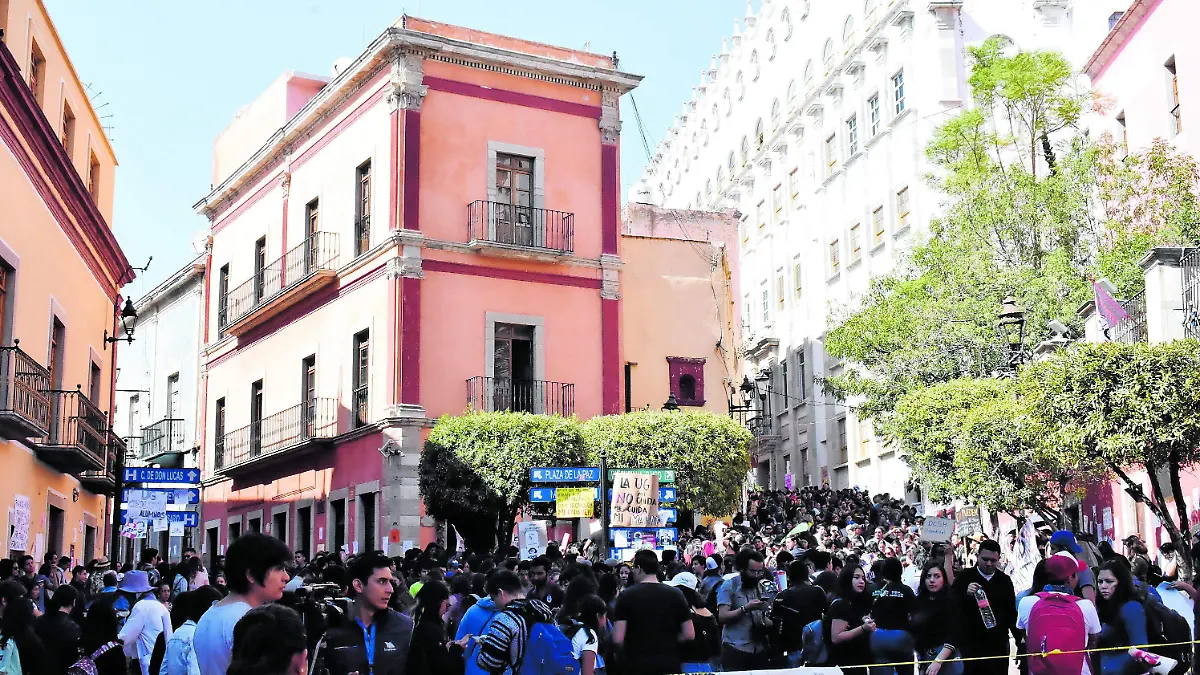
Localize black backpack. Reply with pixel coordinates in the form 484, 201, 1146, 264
1141, 592, 1192, 675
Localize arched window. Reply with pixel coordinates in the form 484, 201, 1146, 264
736, 72, 745, 100
750, 50, 760, 81
755, 118, 765, 148
679, 374, 697, 402
766, 29, 777, 60
701, 119, 709, 146
771, 100, 782, 128
823, 39, 835, 71
716, 166, 724, 187
712, 103, 721, 130
740, 136, 749, 165
843, 16, 855, 49
804, 60, 815, 91
781, 8, 794, 40
695, 192, 701, 208
787, 80, 798, 109
727, 152, 736, 172
865, 0, 879, 23
724, 88, 733, 116
705, 179, 712, 201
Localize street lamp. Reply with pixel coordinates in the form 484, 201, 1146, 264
662, 393, 680, 411
739, 375, 755, 407
104, 298, 139, 348
755, 368, 771, 414
998, 295, 1026, 373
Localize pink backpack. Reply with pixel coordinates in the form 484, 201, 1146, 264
1027, 593, 1087, 675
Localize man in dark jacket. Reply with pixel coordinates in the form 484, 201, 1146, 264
32, 584, 80, 675
951, 539, 1021, 675
320, 553, 414, 675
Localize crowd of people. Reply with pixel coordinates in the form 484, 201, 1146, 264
0, 485, 1194, 675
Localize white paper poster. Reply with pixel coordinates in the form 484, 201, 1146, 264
401, 540, 414, 553
169, 522, 185, 537
33, 533, 43, 562
517, 521, 548, 560
153, 518, 169, 532
8, 495, 30, 552
1103, 507, 1113, 530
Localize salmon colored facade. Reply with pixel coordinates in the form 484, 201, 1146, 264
0, 0, 134, 564
194, 16, 641, 557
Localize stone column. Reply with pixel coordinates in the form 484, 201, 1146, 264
378, 415, 427, 555
928, 1, 964, 104
600, 89, 623, 414
1140, 247, 1186, 344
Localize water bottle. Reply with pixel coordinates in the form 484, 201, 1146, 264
975, 587, 997, 629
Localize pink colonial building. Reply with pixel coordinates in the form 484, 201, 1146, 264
192, 17, 652, 557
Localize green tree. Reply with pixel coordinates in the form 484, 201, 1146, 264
1021, 340, 1200, 579
419, 412, 586, 550
581, 411, 751, 518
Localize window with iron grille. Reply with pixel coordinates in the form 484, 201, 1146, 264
355, 161, 371, 256
352, 330, 369, 429
0, 265, 9, 342
217, 265, 230, 333
302, 355, 316, 437
214, 397, 225, 466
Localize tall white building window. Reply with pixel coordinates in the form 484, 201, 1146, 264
849, 223, 862, 263
872, 206, 885, 246
740, 137, 750, 166
772, 99, 782, 129
804, 61, 815, 92
788, 81, 798, 110
842, 16, 855, 51
892, 70, 906, 115
868, 94, 881, 136
755, 119, 765, 149
829, 239, 841, 277
793, 260, 803, 299
788, 169, 800, 209
762, 288, 770, 322
896, 186, 911, 230
846, 115, 859, 155
823, 40, 835, 73
772, 184, 784, 223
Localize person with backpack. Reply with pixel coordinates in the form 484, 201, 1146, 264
1095, 560, 1149, 675
561, 595, 607, 675
474, 595, 568, 675
78, 595, 124, 675
456, 571, 524, 675
772, 559, 827, 666
911, 561, 963, 675
1018, 555, 1101, 675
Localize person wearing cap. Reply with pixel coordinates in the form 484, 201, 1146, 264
118, 569, 173, 675
668, 570, 720, 672
1017, 555, 1102, 675
1049, 531, 1096, 603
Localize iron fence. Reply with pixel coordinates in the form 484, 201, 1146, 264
0, 342, 50, 432
224, 232, 340, 326
1111, 290, 1148, 343
1184, 248, 1200, 339
216, 398, 337, 470
466, 376, 575, 416
467, 201, 574, 254
45, 389, 107, 465
140, 418, 187, 458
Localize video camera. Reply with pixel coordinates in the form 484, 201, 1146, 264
280, 582, 352, 656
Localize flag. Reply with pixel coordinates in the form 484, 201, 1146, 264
1094, 280, 1129, 334
452, 525, 465, 553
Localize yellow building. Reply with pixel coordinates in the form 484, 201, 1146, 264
0, 0, 134, 564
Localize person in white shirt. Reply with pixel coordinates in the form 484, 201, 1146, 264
193, 533, 291, 675
165, 586, 224, 675
566, 595, 608, 675
118, 570, 174, 675
1017, 555, 1102, 675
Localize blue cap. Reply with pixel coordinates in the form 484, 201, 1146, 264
1050, 530, 1082, 553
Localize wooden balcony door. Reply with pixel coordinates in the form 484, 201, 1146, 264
495, 153, 534, 247
493, 323, 534, 412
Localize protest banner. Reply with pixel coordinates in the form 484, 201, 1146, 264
555, 487, 595, 518
920, 516, 955, 543
610, 471, 659, 527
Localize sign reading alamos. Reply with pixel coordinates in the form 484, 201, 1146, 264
609, 471, 660, 527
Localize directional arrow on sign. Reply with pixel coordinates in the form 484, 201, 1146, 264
122, 488, 199, 505
120, 510, 198, 527
123, 467, 201, 485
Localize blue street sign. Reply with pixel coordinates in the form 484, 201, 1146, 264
123, 467, 200, 484
610, 527, 678, 541
530, 487, 600, 503
122, 488, 199, 505
119, 510, 198, 527
658, 508, 678, 524
530, 467, 600, 483
608, 487, 676, 503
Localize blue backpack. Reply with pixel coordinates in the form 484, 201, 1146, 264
519, 621, 578, 675
799, 618, 829, 666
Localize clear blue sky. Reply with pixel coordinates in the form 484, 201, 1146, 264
45, 0, 742, 292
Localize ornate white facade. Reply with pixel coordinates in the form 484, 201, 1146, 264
635, 0, 1123, 497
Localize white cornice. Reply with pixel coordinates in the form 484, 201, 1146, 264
194, 26, 642, 219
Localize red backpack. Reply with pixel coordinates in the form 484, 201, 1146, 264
1027, 593, 1087, 675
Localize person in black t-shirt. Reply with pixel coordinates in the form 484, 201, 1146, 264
869, 557, 916, 675
612, 550, 694, 675
829, 564, 876, 675
773, 559, 828, 660
911, 561, 963, 675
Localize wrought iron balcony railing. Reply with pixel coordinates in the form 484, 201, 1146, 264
1111, 290, 1147, 343
215, 398, 337, 471
38, 389, 107, 472
0, 342, 50, 438
79, 432, 120, 494
140, 418, 186, 459
467, 201, 574, 255
224, 232, 340, 328
466, 376, 575, 416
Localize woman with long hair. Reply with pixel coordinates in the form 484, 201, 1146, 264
563, 595, 608, 675
164, 586, 224, 675
828, 564, 875, 675
80, 596, 125, 675
2, 596, 47, 675
406, 582, 466, 675
228, 604, 308, 675
910, 561, 963, 675
614, 564, 632, 593
1095, 560, 1149, 675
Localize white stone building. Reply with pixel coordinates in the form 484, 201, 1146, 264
634, 0, 1124, 497
113, 254, 206, 559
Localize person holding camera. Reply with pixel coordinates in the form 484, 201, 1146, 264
717, 548, 774, 671
319, 553, 415, 675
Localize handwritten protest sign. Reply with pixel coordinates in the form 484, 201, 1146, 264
920, 516, 954, 543
610, 471, 659, 527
